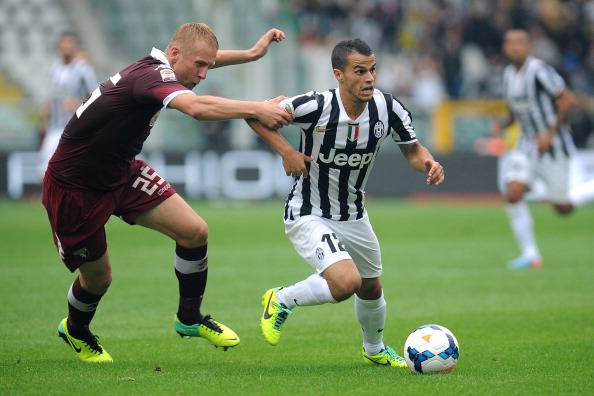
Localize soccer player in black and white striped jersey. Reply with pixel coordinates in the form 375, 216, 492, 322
248, 39, 444, 367
39, 32, 98, 178
492, 30, 579, 269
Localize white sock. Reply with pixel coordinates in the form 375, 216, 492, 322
506, 201, 541, 259
276, 273, 336, 309
355, 292, 386, 355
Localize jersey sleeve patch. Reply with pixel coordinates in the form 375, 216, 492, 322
159, 67, 177, 82
287, 92, 321, 129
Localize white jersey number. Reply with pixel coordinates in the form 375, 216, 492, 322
75, 73, 121, 118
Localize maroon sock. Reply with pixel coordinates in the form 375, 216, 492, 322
67, 277, 103, 337
175, 244, 208, 325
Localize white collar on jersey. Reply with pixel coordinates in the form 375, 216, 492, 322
150, 47, 171, 67
336, 86, 369, 121
514, 55, 535, 73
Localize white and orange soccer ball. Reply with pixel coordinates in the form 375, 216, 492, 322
404, 324, 460, 374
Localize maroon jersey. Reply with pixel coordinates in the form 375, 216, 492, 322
47, 48, 193, 191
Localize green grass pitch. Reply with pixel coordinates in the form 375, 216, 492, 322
1, 198, 593, 395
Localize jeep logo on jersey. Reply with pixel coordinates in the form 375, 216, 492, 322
317, 148, 373, 169
373, 121, 385, 138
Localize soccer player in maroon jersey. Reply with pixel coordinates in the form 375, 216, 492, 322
42, 23, 293, 362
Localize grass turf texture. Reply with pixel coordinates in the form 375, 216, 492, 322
0, 199, 593, 395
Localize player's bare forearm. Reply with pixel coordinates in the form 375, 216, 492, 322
169, 94, 291, 129
399, 142, 444, 185
537, 89, 579, 152
213, 29, 286, 68
171, 94, 257, 119
213, 50, 255, 68
400, 142, 432, 172
550, 89, 579, 132
246, 119, 311, 178
246, 119, 292, 156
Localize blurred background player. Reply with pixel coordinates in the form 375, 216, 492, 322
248, 39, 444, 367
43, 23, 292, 363
492, 29, 579, 269
39, 32, 97, 178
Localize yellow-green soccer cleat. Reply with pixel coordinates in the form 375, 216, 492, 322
174, 315, 239, 350
362, 346, 407, 368
260, 287, 292, 346
57, 318, 113, 363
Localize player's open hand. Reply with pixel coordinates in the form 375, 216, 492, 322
424, 159, 444, 186
282, 149, 312, 179
256, 100, 293, 130
250, 28, 286, 60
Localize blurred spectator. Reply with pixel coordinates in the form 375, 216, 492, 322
411, 55, 445, 111
39, 32, 97, 177
286, 0, 594, 100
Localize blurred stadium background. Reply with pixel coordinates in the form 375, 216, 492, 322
2, 2, 594, 394
0, 0, 593, 200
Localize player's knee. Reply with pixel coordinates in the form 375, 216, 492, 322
357, 279, 382, 300
506, 192, 523, 204
331, 275, 362, 302
554, 204, 574, 215
505, 183, 526, 204
177, 220, 208, 247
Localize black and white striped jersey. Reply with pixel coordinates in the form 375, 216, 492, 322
48, 58, 97, 132
281, 87, 417, 222
502, 56, 575, 158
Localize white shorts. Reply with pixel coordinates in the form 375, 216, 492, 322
498, 150, 571, 204
39, 128, 62, 176
284, 214, 382, 278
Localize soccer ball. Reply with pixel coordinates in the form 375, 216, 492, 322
404, 324, 460, 374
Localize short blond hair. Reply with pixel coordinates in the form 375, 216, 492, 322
167, 22, 219, 52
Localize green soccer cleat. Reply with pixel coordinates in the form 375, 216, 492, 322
260, 287, 292, 346
57, 318, 113, 363
174, 315, 239, 350
362, 346, 407, 368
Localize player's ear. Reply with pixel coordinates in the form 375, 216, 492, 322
167, 46, 181, 65
333, 68, 343, 82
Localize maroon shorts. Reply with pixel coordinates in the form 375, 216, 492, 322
42, 159, 176, 272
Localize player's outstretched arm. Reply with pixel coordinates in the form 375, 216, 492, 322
399, 142, 445, 186
246, 118, 312, 178
168, 93, 292, 130
213, 28, 286, 68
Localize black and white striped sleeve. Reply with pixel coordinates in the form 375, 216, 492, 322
280, 91, 321, 130
78, 62, 98, 98
535, 63, 565, 97
388, 96, 417, 144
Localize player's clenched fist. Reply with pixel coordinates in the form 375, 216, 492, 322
250, 28, 286, 60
